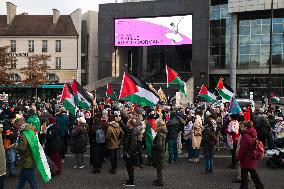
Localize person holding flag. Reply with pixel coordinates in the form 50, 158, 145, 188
225, 98, 241, 169
145, 110, 157, 165
12, 118, 51, 189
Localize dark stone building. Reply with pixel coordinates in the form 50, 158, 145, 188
98, 0, 210, 97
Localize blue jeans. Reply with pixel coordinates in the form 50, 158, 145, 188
186, 139, 199, 159
17, 168, 38, 189
6, 149, 16, 176
0, 176, 4, 189
205, 155, 213, 171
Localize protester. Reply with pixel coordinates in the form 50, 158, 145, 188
134, 108, 146, 168
201, 118, 215, 174
166, 111, 182, 163
13, 118, 39, 189
44, 117, 62, 175
89, 117, 106, 174
237, 121, 264, 189
254, 108, 270, 147
0, 122, 6, 189
145, 110, 157, 165
122, 118, 138, 187
3, 112, 17, 177
106, 116, 124, 174
152, 119, 168, 186
226, 114, 240, 169
55, 107, 70, 163
183, 116, 194, 161
70, 117, 88, 169
191, 110, 203, 163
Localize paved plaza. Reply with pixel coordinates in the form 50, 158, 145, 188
5, 149, 284, 189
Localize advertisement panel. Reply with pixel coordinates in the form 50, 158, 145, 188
114, 15, 192, 46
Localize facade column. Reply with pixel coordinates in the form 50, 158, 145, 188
230, 13, 238, 92
141, 47, 147, 78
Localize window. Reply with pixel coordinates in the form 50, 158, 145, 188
28, 40, 34, 52
11, 57, 16, 69
10, 40, 16, 52
42, 40, 48, 52
238, 18, 284, 67
56, 40, 61, 52
10, 73, 21, 82
42, 59, 47, 65
55, 57, 61, 69
47, 73, 59, 83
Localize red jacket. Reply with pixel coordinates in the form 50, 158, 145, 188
237, 127, 257, 169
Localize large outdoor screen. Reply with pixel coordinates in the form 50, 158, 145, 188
114, 15, 192, 47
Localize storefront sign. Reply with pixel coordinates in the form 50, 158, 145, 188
10, 52, 29, 57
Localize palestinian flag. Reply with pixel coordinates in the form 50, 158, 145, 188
271, 92, 283, 104
71, 80, 92, 110
166, 65, 187, 96
216, 78, 234, 101
119, 72, 159, 107
230, 97, 241, 115
145, 118, 157, 158
22, 130, 51, 182
60, 84, 77, 117
106, 84, 116, 100
198, 84, 216, 103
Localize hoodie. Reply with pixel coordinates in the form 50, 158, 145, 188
237, 127, 258, 169
106, 121, 124, 149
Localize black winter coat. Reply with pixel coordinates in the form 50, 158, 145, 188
201, 125, 215, 156
254, 115, 270, 134
122, 128, 138, 159
166, 116, 184, 140
45, 124, 62, 156
71, 124, 88, 154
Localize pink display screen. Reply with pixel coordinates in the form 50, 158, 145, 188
114, 15, 192, 46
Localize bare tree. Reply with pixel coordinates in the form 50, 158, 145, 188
20, 54, 51, 101
0, 46, 15, 85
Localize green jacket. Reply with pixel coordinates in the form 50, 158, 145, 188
14, 124, 35, 169
27, 115, 41, 132
152, 126, 168, 169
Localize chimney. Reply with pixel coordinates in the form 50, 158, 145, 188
6, 2, 17, 25
52, 9, 60, 24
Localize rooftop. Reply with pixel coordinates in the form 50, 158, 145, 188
0, 15, 78, 36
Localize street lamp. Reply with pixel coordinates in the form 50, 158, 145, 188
268, 0, 273, 108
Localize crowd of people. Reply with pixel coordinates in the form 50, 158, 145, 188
0, 98, 284, 189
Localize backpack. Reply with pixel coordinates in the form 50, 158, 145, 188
252, 139, 265, 160
96, 126, 105, 144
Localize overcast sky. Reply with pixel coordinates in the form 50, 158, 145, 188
0, 0, 123, 15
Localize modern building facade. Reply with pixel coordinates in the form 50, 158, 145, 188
98, 0, 210, 98
209, 0, 284, 99
81, 11, 99, 86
